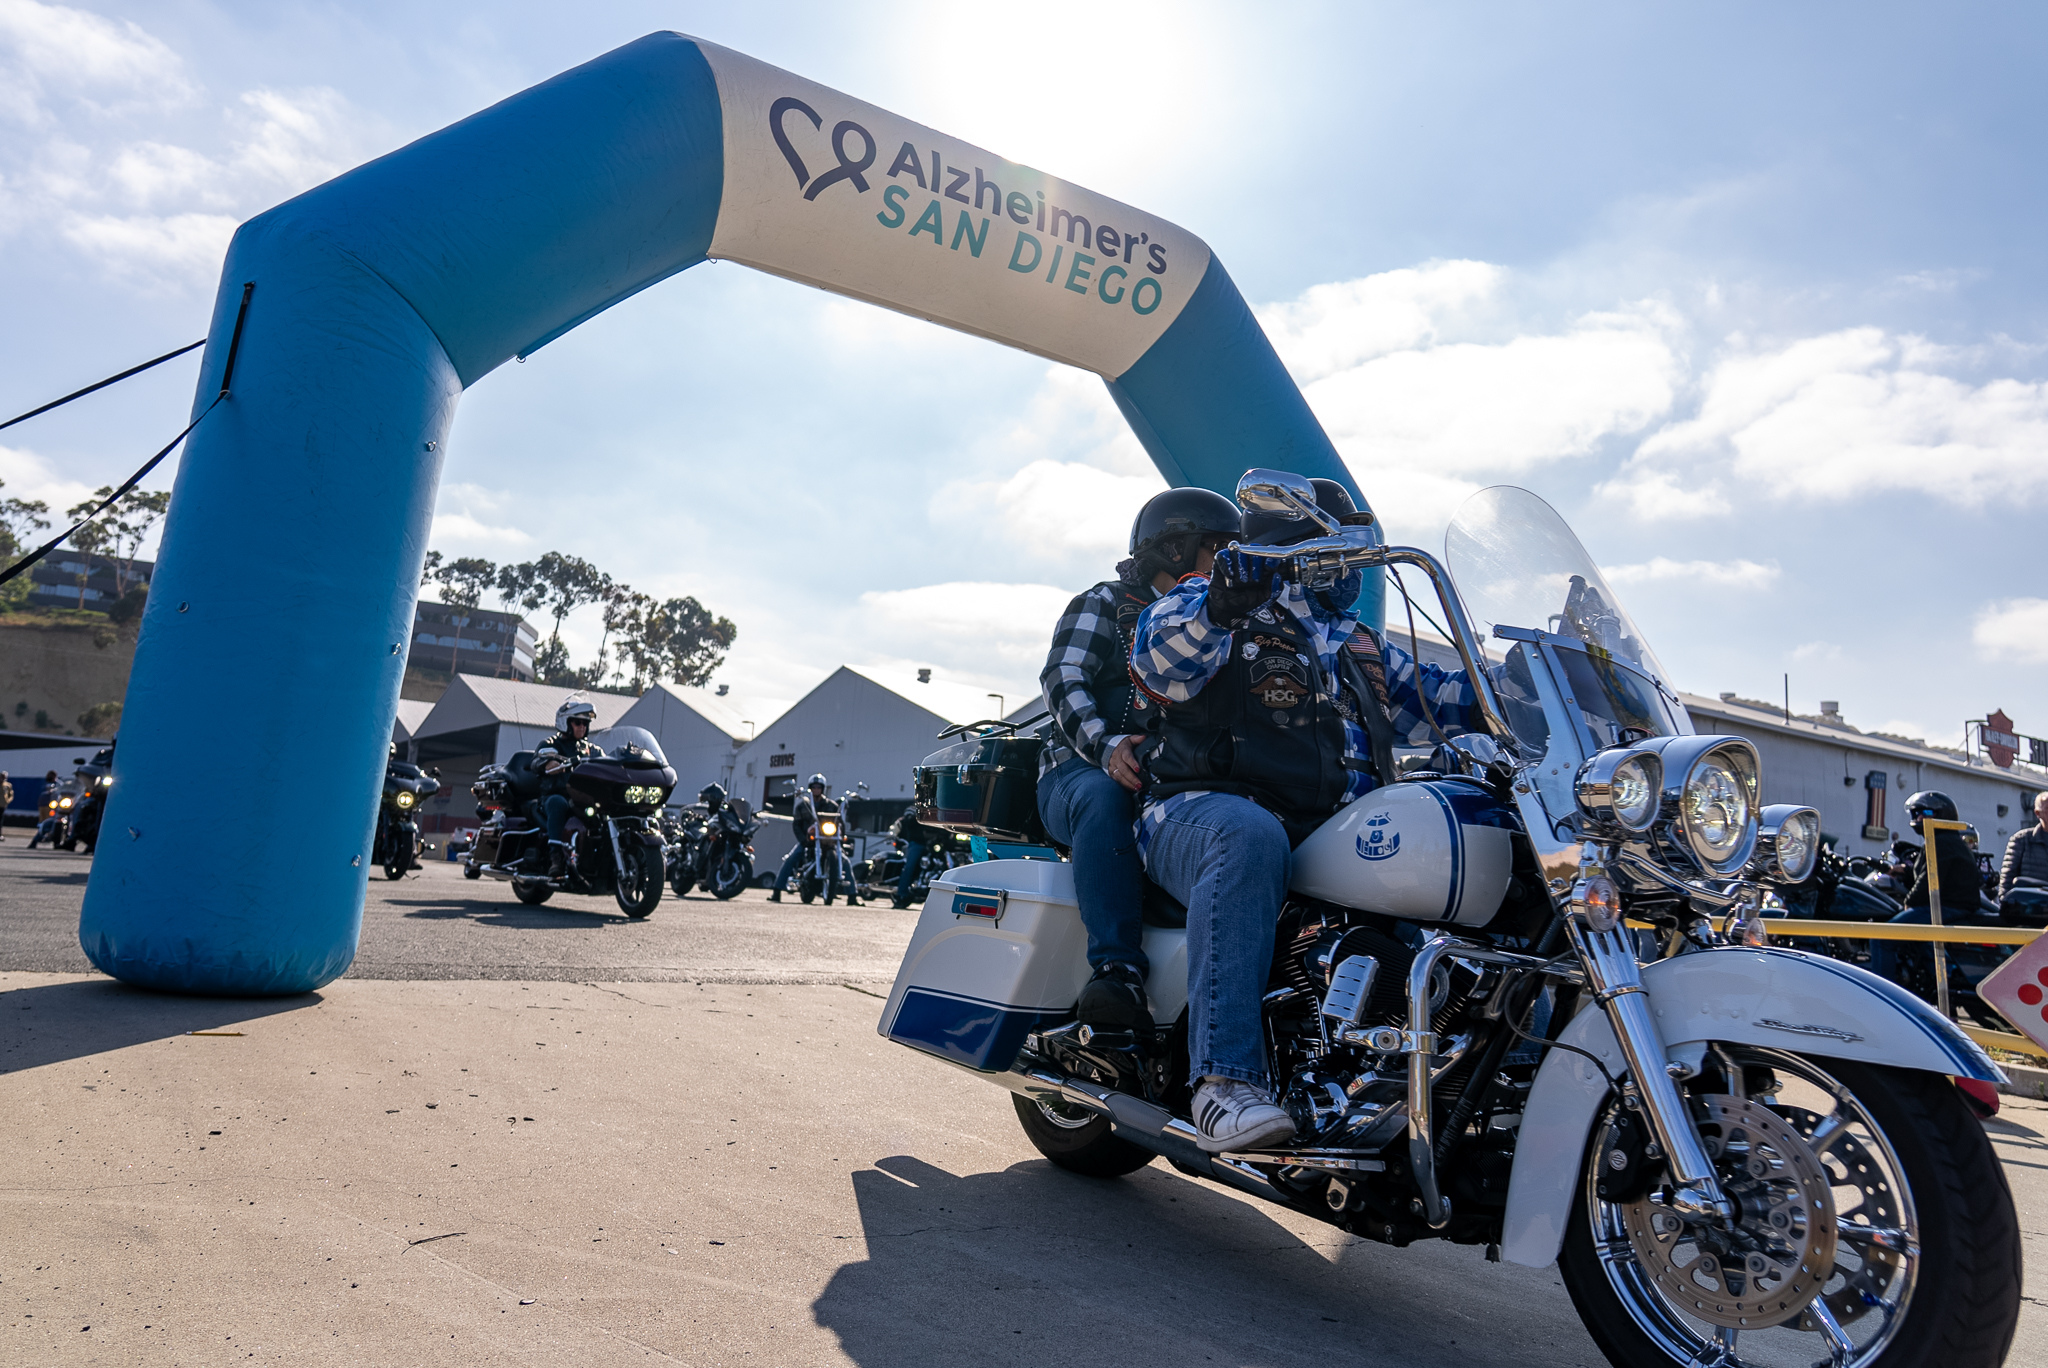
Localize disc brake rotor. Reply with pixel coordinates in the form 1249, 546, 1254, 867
1618, 1095, 1839, 1329
1775, 1104, 1907, 1330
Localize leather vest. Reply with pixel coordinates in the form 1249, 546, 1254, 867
1144, 603, 1358, 831
1089, 579, 1158, 738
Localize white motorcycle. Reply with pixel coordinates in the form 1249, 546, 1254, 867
879, 476, 2020, 1368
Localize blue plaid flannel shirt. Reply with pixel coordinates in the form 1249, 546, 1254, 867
1128, 567, 1477, 859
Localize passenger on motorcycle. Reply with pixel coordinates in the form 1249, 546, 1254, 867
1037, 486, 1240, 1029
1129, 475, 1478, 1152
533, 696, 598, 877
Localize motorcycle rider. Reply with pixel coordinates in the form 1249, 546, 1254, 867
1037, 486, 1240, 1030
1869, 790, 1985, 986
26, 769, 62, 848
1129, 474, 1478, 1152
1999, 790, 2048, 899
532, 696, 598, 877
768, 774, 861, 905
887, 807, 950, 909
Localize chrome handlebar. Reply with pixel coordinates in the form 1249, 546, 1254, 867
1223, 535, 1520, 754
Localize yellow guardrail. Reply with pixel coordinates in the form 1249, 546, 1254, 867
1759, 918, 2042, 946
1618, 917, 2048, 1062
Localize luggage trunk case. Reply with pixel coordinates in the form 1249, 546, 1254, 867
878, 860, 1089, 1073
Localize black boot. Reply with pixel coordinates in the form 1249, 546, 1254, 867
1077, 962, 1149, 1031
547, 841, 569, 878
767, 887, 781, 903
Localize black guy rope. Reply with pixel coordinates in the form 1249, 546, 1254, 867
0, 282, 253, 589
0, 338, 205, 434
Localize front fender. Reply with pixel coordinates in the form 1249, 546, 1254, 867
1498, 945, 2003, 1268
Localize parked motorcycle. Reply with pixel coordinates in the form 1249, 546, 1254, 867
855, 829, 971, 905
880, 476, 2019, 1368
373, 756, 440, 880
665, 796, 760, 900
460, 725, 676, 917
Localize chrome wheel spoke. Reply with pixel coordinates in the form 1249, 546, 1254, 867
1805, 1298, 1856, 1366
1835, 1222, 1912, 1250
1806, 1110, 1849, 1152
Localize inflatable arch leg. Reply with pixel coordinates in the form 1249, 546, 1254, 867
80, 33, 1375, 994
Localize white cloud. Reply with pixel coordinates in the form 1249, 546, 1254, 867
0, 0, 192, 124
1250, 264, 1684, 545
429, 511, 532, 548
0, 441, 94, 514
1258, 259, 1503, 383
1605, 557, 1780, 590
857, 581, 1076, 671
1973, 598, 2048, 665
1607, 327, 2048, 514
1790, 640, 1843, 663
61, 210, 238, 282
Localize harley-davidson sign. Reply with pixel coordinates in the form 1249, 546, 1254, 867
1983, 710, 2019, 769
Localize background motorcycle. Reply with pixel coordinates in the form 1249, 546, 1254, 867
880, 476, 2019, 1368
855, 829, 971, 905
60, 746, 114, 854
372, 758, 440, 880
665, 799, 759, 900
795, 786, 861, 905
461, 725, 674, 918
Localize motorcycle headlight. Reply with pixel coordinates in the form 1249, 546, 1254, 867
820, 820, 839, 836
1754, 804, 1822, 884
1574, 748, 1663, 833
1656, 737, 1759, 876
394, 790, 417, 809
59, 797, 73, 809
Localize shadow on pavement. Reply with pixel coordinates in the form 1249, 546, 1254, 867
4, 862, 90, 888
0, 978, 319, 1076
387, 896, 631, 929
812, 1153, 1583, 1368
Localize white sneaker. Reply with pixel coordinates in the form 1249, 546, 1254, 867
1192, 1076, 1295, 1153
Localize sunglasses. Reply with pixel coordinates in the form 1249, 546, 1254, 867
568, 717, 589, 727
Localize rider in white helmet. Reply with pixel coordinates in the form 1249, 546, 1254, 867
533, 695, 598, 877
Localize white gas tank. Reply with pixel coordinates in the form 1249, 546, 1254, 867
1289, 779, 1517, 927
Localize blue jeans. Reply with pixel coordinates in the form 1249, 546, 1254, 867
1139, 792, 1292, 1088
542, 794, 572, 842
1037, 757, 1148, 973
778, 839, 846, 897
895, 839, 925, 903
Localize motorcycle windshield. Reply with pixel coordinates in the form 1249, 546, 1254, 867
1445, 486, 1690, 836
587, 726, 668, 767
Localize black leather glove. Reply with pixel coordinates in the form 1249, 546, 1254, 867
1205, 549, 1279, 627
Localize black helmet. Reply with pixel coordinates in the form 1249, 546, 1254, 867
1904, 790, 1958, 831
699, 782, 726, 809
1242, 473, 1368, 546
1128, 487, 1240, 577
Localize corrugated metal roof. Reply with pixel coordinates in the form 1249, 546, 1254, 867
392, 699, 434, 741
411, 675, 635, 740
619, 682, 786, 742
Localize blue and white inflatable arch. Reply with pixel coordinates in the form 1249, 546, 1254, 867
80, 33, 1372, 995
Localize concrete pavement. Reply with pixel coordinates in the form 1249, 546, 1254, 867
3, 846, 2044, 1366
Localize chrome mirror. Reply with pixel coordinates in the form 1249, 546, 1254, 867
1235, 468, 1340, 533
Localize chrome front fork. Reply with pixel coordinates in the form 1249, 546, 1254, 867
1565, 917, 1731, 1221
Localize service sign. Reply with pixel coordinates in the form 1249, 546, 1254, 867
1979, 932, 2048, 1055
699, 41, 1210, 379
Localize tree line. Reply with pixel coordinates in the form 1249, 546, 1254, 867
420, 549, 737, 695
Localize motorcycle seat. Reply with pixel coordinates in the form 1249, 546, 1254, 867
1141, 880, 1188, 929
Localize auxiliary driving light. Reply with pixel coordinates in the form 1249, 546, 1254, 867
1574, 748, 1663, 833
1754, 805, 1822, 884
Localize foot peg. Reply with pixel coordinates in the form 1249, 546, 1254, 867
1075, 1024, 1142, 1051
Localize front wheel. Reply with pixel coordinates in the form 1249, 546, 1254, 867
614, 842, 663, 919
462, 861, 482, 880
711, 854, 750, 900
1010, 1094, 1154, 1178
798, 874, 819, 905
383, 832, 411, 881
1558, 1046, 2020, 1368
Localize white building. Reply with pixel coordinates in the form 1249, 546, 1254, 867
1680, 692, 2042, 858
730, 666, 1035, 871
612, 682, 757, 803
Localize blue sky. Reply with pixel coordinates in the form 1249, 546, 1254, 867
2, 1, 2044, 749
